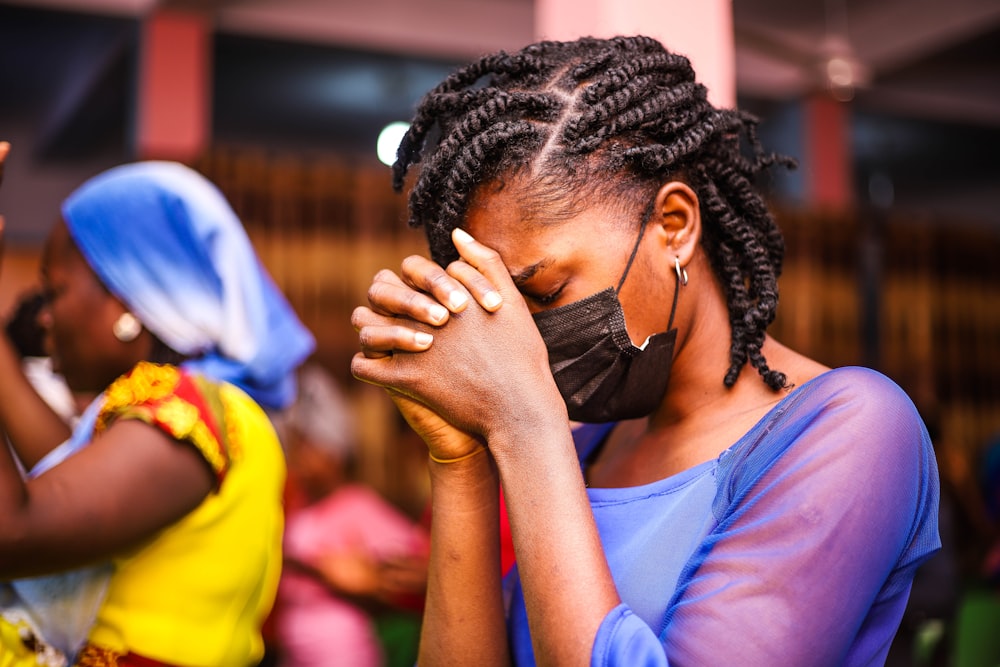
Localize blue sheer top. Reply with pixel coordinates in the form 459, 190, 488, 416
504, 367, 940, 666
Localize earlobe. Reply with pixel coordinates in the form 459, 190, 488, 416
653, 181, 701, 264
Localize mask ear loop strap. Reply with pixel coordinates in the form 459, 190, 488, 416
615, 202, 654, 296
667, 256, 687, 331
614, 199, 686, 331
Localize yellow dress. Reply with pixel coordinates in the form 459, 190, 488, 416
1, 362, 286, 667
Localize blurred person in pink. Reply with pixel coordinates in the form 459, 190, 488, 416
271, 364, 429, 667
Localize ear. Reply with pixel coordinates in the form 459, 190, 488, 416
651, 181, 700, 267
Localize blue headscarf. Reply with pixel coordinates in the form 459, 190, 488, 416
2, 162, 314, 660
60, 161, 314, 410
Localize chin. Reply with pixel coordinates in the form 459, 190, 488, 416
58, 368, 103, 396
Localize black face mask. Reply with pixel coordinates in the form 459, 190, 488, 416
531, 220, 681, 423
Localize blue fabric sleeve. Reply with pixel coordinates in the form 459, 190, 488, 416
587, 367, 940, 666
592, 605, 667, 666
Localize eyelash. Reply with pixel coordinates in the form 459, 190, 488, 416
532, 285, 564, 306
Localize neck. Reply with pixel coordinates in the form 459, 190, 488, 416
650, 267, 774, 430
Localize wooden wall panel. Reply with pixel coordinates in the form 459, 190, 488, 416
2, 147, 997, 522
190, 147, 1000, 519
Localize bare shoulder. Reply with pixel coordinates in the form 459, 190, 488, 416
764, 338, 921, 429
761, 336, 831, 389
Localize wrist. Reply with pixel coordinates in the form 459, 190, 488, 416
427, 446, 499, 511
486, 399, 573, 462
429, 446, 487, 464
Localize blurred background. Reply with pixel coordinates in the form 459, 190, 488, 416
0, 0, 998, 658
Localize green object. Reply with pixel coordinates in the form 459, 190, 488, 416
914, 618, 946, 665
375, 612, 422, 667
953, 588, 1000, 667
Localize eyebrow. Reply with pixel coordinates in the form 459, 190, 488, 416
509, 258, 551, 288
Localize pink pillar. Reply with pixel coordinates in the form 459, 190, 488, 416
533, 0, 735, 108
134, 9, 212, 162
803, 94, 854, 211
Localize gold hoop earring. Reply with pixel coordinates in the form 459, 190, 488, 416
674, 257, 688, 287
113, 312, 142, 342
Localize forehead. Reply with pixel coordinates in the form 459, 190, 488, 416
41, 219, 92, 279
463, 179, 636, 275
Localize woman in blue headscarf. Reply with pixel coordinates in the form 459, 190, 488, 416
0, 145, 315, 667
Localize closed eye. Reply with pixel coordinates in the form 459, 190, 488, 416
40, 285, 64, 304
524, 284, 565, 307
510, 258, 564, 307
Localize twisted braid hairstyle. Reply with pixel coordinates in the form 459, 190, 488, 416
393, 35, 795, 390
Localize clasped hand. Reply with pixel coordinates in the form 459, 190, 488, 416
351, 228, 563, 461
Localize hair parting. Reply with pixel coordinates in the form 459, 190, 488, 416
393, 35, 795, 390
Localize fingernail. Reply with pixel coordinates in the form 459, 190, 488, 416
414, 332, 433, 347
448, 290, 468, 310
482, 291, 502, 309
453, 228, 474, 244
429, 304, 448, 323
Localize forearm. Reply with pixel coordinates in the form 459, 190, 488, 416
0, 430, 27, 513
0, 332, 73, 469
418, 449, 510, 667
492, 418, 620, 667
282, 557, 386, 613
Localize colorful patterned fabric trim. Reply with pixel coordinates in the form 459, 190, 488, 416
75, 645, 173, 667
0, 613, 67, 667
94, 362, 232, 486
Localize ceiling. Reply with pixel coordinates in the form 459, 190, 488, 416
733, 0, 1000, 125
1, 0, 999, 236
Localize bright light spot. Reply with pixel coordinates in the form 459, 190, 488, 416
377, 122, 410, 166
826, 57, 854, 88
825, 57, 857, 101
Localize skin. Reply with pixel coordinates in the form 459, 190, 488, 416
351, 175, 829, 666
0, 142, 215, 577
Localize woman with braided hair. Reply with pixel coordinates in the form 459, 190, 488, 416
351, 36, 939, 665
